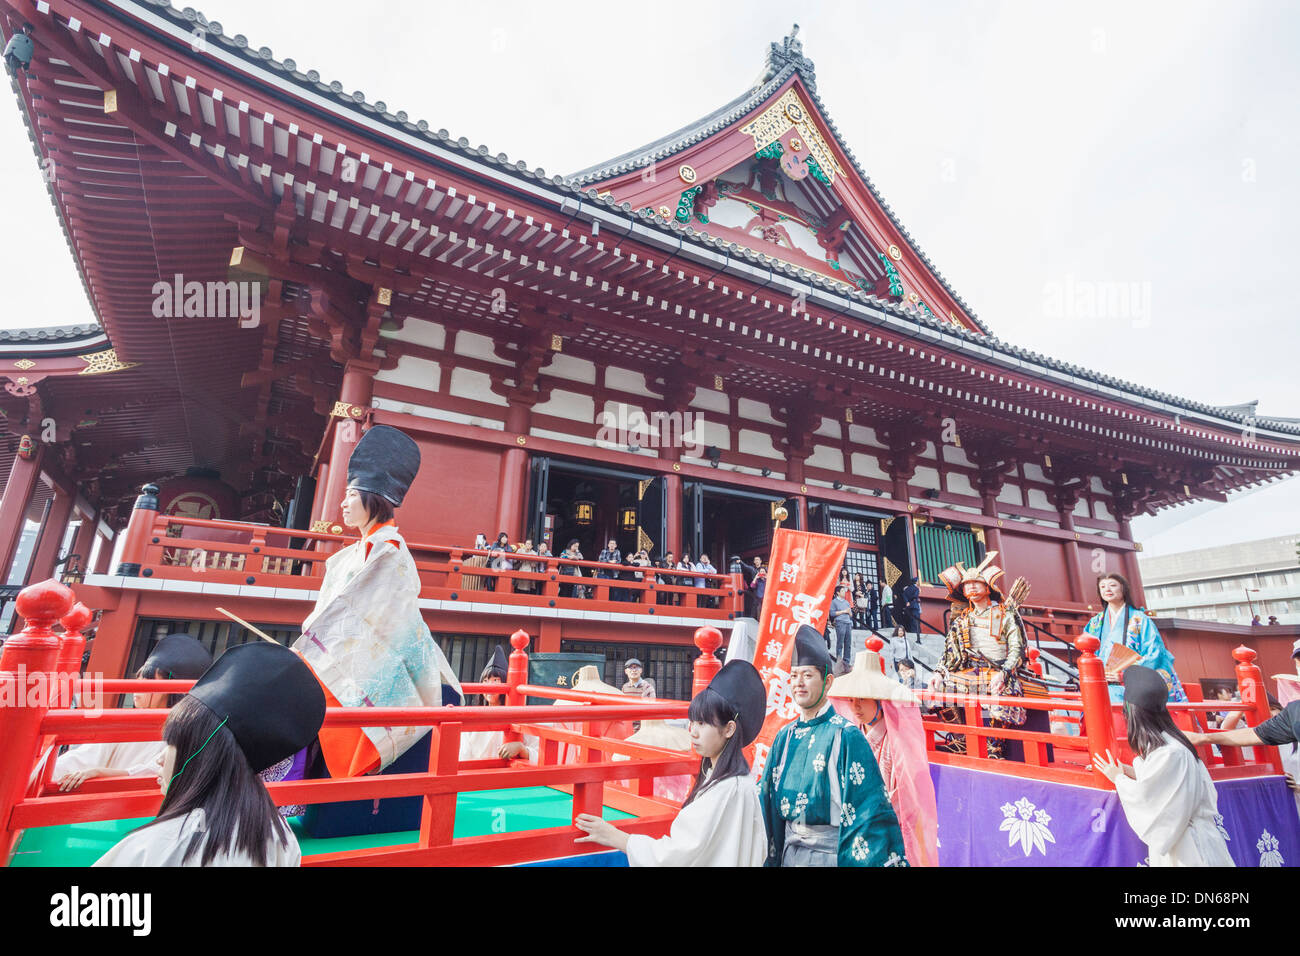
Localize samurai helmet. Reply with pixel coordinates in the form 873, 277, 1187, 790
937, 551, 1005, 605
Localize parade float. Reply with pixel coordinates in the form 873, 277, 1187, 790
0, 1, 1298, 866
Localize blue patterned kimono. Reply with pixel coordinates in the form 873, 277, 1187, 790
1084, 606, 1187, 704
759, 704, 908, 867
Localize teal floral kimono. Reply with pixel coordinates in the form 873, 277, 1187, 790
1084, 606, 1187, 704
759, 704, 908, 867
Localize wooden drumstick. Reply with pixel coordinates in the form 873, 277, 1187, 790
214, 606, 279, 644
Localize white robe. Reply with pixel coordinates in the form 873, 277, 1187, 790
93, 809, 301, 867
53, 741, 164, 782
458, 730, 538, 763
624, 774, 766, 867
1113, 733, 1235, 867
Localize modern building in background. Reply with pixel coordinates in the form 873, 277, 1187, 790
1140, 533, 1300, 625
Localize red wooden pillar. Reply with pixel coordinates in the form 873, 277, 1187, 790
0, 580, 73, 862
314, 360, 378, 542
1233, 645, 1282, 774
68, 509, 97, 574
90, 527, 115, 575
1057, 511, 1084, 603
1076, 635, 1119, 787
114, 484, 160, 577
495, 447, 530, 543
664, 471, 682, 561
0, 440, 45, 582
27, 484, 74, 584
691, 626, 723, 697
1115, 517, 1146, 607
980, 493, 1004, 556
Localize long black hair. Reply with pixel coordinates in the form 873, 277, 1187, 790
142, 695, 289, 866
1124, 700, 1200, 763
682, 687, 751, 807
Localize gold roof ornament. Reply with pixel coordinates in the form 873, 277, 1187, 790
77, 349, 139, 375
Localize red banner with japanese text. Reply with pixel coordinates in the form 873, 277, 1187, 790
748, 528, 848, 779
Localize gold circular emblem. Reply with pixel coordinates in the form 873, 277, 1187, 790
997, 520, 1004, 527
672, 462, 681, 472
800, 485, 808, 494
908, 292, 920, 303
659, 205, 672, 218
785, 101, 805, 123
350, 406, 363, 418
789, 137, 803, 152
330, 524, 343, 535
679, 164, 697, 184
516, 436, 527, 446
888, 244, 903, 261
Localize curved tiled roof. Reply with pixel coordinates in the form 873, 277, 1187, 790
0, 323, 101, 342
16, 4, 1296, 440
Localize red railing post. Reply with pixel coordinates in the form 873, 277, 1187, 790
56, 602, 93, 706
691, 626, 723, 698
504, 629, 530, 752
1076, 635, 1119, 788
113, 483, 160, 577
0, 580, 74, 863
865, 635, 886, 673
1233, 645, 1282, 775
729, 571, 745, 617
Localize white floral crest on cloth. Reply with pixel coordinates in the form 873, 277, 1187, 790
850, 835, 870, 861
1257, 830, 1284, 867
883, 851, 905, 867
998, 797, 1056, 857
793, 726, 811, 740
1214, 813, 1230, 841
780, 797, 790, 818
812, 753, 826, 773
793, 792, 809, 817
830, 714, 844, 726
848, 761, 866, 786
840, 802, 856, 827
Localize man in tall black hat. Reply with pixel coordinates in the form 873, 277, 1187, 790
294, 424, 461, 778
758, 626, 908, 867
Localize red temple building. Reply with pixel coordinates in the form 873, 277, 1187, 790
2, 3, 1299, 695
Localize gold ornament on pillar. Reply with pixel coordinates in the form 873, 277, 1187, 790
17, 434, 36, 460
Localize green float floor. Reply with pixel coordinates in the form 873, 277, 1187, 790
10, 787, 632, 866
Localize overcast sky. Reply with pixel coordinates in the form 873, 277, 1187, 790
2, 0, 1296, 557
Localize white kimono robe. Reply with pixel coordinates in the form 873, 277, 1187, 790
42, 740, 163, 786
458, 730, 538, 763
624, 773, 766, 867
1113, 733, 1234, 867
293, 524, 461, 771
94, 809, 301, 867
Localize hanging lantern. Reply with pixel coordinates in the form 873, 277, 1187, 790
572, 499, 595, 526
618, 506, 637, 532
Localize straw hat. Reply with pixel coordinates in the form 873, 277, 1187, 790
827, 650, 919, 704
937, 551, 1005, 605
625, 720, 692, 751
564, 664, 624, 697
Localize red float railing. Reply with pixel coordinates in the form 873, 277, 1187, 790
1, 604, 726, 867
108, 512, 743, 621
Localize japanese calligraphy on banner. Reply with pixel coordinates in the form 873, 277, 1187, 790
748, 528, 848, 779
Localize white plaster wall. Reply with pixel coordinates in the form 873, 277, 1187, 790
943, 445, 973, 468
375, 355, 440, 392
946, 471, 977, 497
454, 330, 513, 367
1073, 498, 1090, 518
448, 367, 508, 407
540, 353, 597, 385
849, 424, 885, 448
390, 317, 446, 350
1022, 463, 1048, 484
807, 444, 844, 472
814, 417, 841, 439
1094, 499, 1113, 521
1026, 488, 1052, 511
689, 387, 730, 415
605, 366, 655, 398
738, 428, 784, 460
850, 452, 889, 480
913, 465, 940, 490
532, 388, 595, 422
690, 415, 731, 451
737, 398, 779, 425
998, 484, 1024, 506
